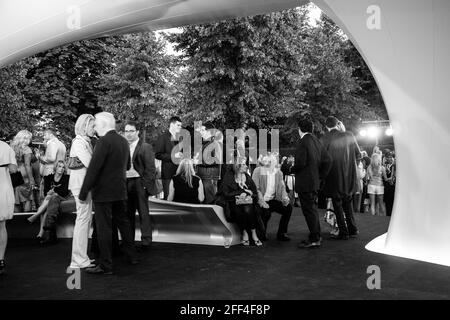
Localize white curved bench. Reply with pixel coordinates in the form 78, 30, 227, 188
148, 198, 241, 248
10, 198, 242, 248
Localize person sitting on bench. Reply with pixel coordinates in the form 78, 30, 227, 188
31, 160, 70, 244
167, 158, 205, 204
252, 153, 292, 241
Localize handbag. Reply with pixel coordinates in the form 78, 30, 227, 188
67, 156, 84, 170
235, 194, 253, 205
10, 171, 25, 188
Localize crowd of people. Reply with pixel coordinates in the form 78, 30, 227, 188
0, 112, 396, 275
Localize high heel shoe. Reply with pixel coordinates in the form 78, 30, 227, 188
242, 239, 250, 246
253, 239, 263, 246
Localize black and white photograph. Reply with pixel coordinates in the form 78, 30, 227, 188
1, 0, 450, 309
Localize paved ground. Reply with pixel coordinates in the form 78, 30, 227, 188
1, 209, 450, 300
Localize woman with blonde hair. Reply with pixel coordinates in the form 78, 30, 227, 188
167, 158, 205, 204
10, 130, 35, 212
68, 114, 96, 268
221, 158, 261, 246
37, 160, 70, 244
367, 152, 388, 215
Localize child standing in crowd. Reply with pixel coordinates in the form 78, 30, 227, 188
367, 152, 388, 215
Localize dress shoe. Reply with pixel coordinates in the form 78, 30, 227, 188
86, 265, 113, 275
330, 234, 349, 240
349, 231, 359, 238
128, 258, 140, 265
277, 234, 291, 242
298, 239, 322, 248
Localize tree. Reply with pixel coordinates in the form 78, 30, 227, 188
99, 33, 176, 142
282, 13, 384, 142
167, 8, 310, 130
22, 38, 120, 144
0, 60, 37, 140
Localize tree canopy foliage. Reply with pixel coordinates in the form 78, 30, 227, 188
0, 4, 387, 146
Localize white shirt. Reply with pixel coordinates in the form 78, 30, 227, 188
41, 137, 67, 176
126, 139, 140, 178
264, 170, 276, 201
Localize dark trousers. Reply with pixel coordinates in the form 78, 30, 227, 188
384, 184, 395, 216
43, 194, 65, 231
93, 200, 137, 271
259, 200, 292, 236
162, 179, 171, 200
90, 216, 120, 259
127, 178, 152, 246
202, 179, 218, 204
360, 184, 368, 213
299, 191, 321, 242
229, 202, 257, 233
332, 195, 358, 236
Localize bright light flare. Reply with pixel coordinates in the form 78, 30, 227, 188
367, 126, 380, 138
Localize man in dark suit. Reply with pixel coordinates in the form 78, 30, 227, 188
79, 112, 138, 275
321, 116, 361, 240
124, 121, 157, 249
195, 122, 222, 204
290, 118, 331, 248
155, 116, 182, 199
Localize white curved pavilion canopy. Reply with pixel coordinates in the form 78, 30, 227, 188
1, 0, 450, 266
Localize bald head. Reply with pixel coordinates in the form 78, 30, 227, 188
95, 112, 116, 137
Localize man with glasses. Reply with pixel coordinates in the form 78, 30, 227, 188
124, 121, 157, 250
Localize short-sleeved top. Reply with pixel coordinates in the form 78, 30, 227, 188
172, 174, 200, 204
44, 174, 70, 198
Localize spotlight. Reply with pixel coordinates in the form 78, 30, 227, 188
367, 126, 380, 138
359, 129, 367, 137
385, 128, 393, 136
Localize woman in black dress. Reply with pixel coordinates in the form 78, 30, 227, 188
221, 159, 262, 246
167, 158, 205, 204
39, 160, 70, 244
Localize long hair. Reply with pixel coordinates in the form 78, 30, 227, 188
176, 158, 196, 188
232, 158, 247, 177
370, 153, 382, 175
74, 114, 95, 137
232, 158, 248, 188
10, 130, 32, 161
54, 159, 67, 175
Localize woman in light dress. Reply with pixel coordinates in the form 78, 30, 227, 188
0, 141, 18, 275
10, 130, 35, 212
68, 114, 96, 269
